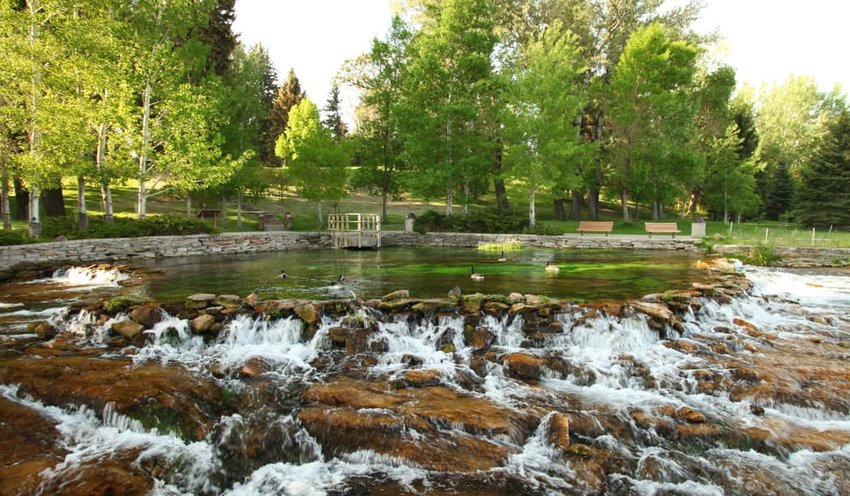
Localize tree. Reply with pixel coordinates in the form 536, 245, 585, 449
344, 15, 411, 222
755, 75, 831, 220
198, 0, 237, 76
267, 68, 306, 166
795, 109, 850, 228
606, 23, 699, 221
323, 84, 348, 142
399, 0, 498, 215
703, 124, 759, 222
275, 98, 349, 228
502, 21, 588, 227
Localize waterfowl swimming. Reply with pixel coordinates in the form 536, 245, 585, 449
277, 271, 287, 279
545, 261, 560, 272
329, 275, 347, 287
470, 266, 485, 281
497, 251, 507, 262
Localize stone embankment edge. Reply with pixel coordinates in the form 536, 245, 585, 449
0, 231, 700, 272
715, 245, 850, 267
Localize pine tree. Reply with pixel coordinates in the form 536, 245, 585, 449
762, 161, 794, 221
267, 69, 305, 166
795, 110, 850, 228
198, 0, 237, 76
323, 84, 347, 142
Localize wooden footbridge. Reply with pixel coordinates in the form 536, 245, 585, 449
328, 213, 382, 249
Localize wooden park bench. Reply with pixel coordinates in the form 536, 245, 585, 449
196, 209, 222, 227
645, 222, 680, 238
577, 221, 614, 236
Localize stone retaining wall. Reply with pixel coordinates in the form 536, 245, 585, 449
0, 231, 700, 271
715, 245, 850, 267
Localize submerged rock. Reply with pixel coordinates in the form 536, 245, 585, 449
111, 320, 144, 341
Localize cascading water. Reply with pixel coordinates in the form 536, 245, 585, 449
1, 261, 849, 495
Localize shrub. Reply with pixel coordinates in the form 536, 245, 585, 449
414, 209, 529, 234
0, 230, 27, 246
747, 243, 781, 266
38, 214, 216, 241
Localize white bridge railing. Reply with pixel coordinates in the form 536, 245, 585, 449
327, 213, 382, 249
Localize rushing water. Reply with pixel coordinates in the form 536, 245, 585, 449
1, 258, 849, 495
133, 247, 701, 302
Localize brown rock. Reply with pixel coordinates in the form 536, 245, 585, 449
547, 413, 570, 451
664, 340, 700, 353
525, 294, 545, 306
674, 406, 706, 424
733, 367, 762, 382
190, 314, 216, 334
397, 369, 443, 388
294, 303, 319, 325
382, 289, 409, 301
129, 305, 164, 328
710, 342, 731, 354
328, 327, 350, 348
215, 294, 241, 305
239, 357, 273, 378
466, 327, 495, 352
502, 352, 544, 381
33, 322, 58, 340
508, 292, 524, 304
111, 320, 144, 341
483, 301, 510, 313
185, 293, 216, 310
246, 292, 259, 307
630, 301, 673, 322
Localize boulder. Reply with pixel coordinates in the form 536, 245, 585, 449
525, 294, 546, 307
31, 322, 58, 340
185, 293, 216, 310
629, 301, 673, 322
215, 294, 241, 305
547, 413, 570, 451
502, 352, 544, 381
239, 357, 273, 378
396, 369, 443, 388
674, 406, 707, 424
190, 314, 216, 334
328, 327, 350, 348
111, 320, 144, 341
382, 290, 409, 301
293, 303, 319, 325
466, 327, 495, 352
508, 292, 524, 304
448, 286, 462, 303
245, 293, 259, 308
130, 305, 164, 329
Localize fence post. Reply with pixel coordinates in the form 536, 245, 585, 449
812, 227, 816, 246
764, 227, 769, 243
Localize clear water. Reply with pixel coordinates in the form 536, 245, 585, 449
134, 247, 702, 302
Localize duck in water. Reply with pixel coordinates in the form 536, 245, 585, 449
497, 251, 507, 262
545, 261, 560, 272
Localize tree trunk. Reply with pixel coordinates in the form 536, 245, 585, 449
529, 188, 536, 227
43, 186, 65, 217
138, 80, 152, 218
686, 186, 700, 215
553, 199, 566, 221
76, 176, 87, 232
186, 193, 192, 217
100, 181, 114, 223
445, 188, 453, 216
317, 200, 323, 229
381, 185, 388, 223
28, 186, 40, 237
621, 188, 630, 222
651, 202, 659, 220
462, 181, 469, 216
570, 190, 582, 220
236, 190, 243, 230
14, 178, 28, 221
493, 146, 509, 209
0, 155, 9, 230
633, 200, 640, 221
588, 187, 600, 220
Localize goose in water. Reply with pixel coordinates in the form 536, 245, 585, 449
545, 261, 560, 272
470, 266, 485, 281
329, 275, 347, 287
277, 271, 287, 279
497, 251, 507, 262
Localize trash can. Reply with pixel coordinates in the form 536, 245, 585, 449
405, 213, 416, 233
691, 216, 706, 238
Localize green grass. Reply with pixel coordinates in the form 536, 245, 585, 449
2, 176, 848, 249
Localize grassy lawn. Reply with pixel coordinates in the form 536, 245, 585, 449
2, 178, 848, 249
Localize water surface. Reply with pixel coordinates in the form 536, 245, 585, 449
135, 247, 702, 302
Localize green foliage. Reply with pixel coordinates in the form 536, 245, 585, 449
0, 230, 27, 246
795, 109, 850, 228
762, 162, 795, 221
414, 209, 529, 234
40, 215, 215, 240
267, 69, 306, 166
606, 23, 700, 221
747, 243, 781, 266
